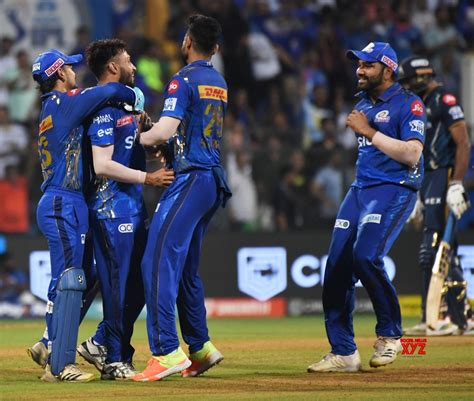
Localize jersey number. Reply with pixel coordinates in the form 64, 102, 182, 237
203, 103, 223, 138
38, 134, 52, 179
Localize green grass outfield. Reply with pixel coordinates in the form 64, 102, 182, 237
1, 316, 473, 401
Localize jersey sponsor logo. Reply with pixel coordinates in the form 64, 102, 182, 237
67, 88, 81, 96
442, 94, 457, 105
381, 55, 398, 71
32, 62, 41, 72
357, 136, 372, 147
361, 213, 381, 225
448, 106, 464, 120
163, 97, 177, 111
125, 134, 135, 149
118, 223, 134, 233
97, 128, 113, 137
93, 114, 113, 124
39, 115, 53, 134
168, 79, 179, 94
116, 115, 134, 127
409, 119, 425, 135
410, 100, 424, 116
45, 58, 64, 77
198, 85, 228, 102
374, 110, 390, 123
335, 219, 350, 229
425, 197, 441, 205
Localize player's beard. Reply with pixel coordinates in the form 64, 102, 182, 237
119, 66, 134, 87
357, 68, 384, 92
181, 43, 190, 65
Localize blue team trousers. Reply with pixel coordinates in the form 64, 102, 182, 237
142, 170, 220, 356
323, 184, 416, 355
91, 213, 146, 363
36, 189, 89, 352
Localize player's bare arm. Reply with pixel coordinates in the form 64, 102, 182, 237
92, 144, 174, 186
139, 116, 181, 146
449, 120, 471, 181
347, 110, 423, 166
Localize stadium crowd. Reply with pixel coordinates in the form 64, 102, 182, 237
0, 0, 473, 234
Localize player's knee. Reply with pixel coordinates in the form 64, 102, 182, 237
352, 246, 373, 267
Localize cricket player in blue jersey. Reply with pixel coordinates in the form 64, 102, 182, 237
29, 49, 143, 382
132, 15, 231, 382
308, 42, 426, 373
73, 39, 174, 380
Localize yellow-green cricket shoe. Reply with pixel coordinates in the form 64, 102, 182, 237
182, 341, 224, 377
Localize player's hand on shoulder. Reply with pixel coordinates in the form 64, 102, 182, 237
446, 181, 471, 219
347, 110, 375, 139
144, 168, 175, 187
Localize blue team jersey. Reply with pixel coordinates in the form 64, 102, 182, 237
160, 59, 228, 173
353, 82, 426, 190
86, 106, 145, 219
37, 84, 135, 194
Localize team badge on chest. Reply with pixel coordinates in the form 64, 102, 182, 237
374, 110, 390, 123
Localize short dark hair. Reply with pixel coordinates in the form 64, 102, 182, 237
187, 14, 222, 55
34, 74, 60, 94
86, 39, 127, 79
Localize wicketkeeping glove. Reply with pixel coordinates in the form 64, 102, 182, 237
124, 86, 145, 113
446, 181, 470, 219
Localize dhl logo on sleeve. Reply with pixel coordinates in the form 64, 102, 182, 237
198, 85, 228, 102
39, 115, 53, 134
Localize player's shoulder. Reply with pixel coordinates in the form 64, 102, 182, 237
436, 87, 461, 108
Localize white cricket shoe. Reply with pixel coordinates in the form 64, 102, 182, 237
403, 322, 426, 336
41, 364, 95, 382
77, 337, 107, 372
369, 337, 402, 368
426, 317, 458, 336
101, 362, 137, 380
27, 341, 48, 368
307, 350, 361, 373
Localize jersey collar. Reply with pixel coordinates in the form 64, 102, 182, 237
188, 59, 213, 68
356, 82, 403, 103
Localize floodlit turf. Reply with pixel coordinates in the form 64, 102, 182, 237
1, 316, 473, 400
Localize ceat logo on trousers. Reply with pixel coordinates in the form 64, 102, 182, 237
237, 247, 287, 301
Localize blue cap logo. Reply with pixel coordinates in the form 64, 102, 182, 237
347, 42, 398, 74
32, 48, 83, 82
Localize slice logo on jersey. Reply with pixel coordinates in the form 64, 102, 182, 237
442, 94, 457, 105
93, 114, 113, 124
358, 136, 372, 148
118, 223, 134, 233
409, 120, 425, 135
116, 115, 134, 127
198, 85, 228, 102
45, 58, 64, 77
374, 110, 390, 123
361, 213, 382, 225
67, 88, 81, 96
163, 97, 177, 111
168, 79, 179, 94
410, 100, 424, 116
39, 115, 53, 134
448, 106, 464, 120
335, 219, 350, 229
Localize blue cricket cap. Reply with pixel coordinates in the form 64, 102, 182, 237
32, 49, 83, 82
346, 42, 398, 74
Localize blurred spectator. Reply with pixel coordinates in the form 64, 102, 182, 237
424, 4, 466, 74
273, 149, 309, 231
302, 83, 332, 148
0, 106, 28, 179
4, 50, 37, 123
411, 0, 436, 33
0, 37, 16, 106
310, 149, 344, 223
227, 150, 258, 231
0, 165, 29, 233
387, 5, 424, 61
